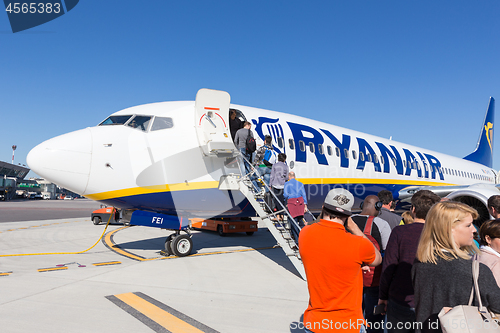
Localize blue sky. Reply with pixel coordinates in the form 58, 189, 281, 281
2, 1, 500, 177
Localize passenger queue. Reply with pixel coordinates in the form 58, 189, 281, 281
233, 121, 500, 333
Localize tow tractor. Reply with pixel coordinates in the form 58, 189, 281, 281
91, 206, 123, 225
191, 218, 258, 236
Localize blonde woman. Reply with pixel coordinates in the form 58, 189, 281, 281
401, 210, 414, 225
412, 201, 500, 333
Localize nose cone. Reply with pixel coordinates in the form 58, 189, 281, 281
27, 128, 92, 194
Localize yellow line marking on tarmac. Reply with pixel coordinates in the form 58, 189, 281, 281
104, 226, 277, 261
92, 261, 121, 266
0, 272, 13, 276
159, 246, 276, 260
38, 266, 68, 273
103, 226, 148, 261
113, 293, 206, 333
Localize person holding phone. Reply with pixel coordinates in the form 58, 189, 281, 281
299, 189, 382, 333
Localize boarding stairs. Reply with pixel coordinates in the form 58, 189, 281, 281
194, 88, 306, 279
218, 153, 307, 280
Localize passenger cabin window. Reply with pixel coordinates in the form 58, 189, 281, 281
289, 139, 295, 150
151, 117, 174, 131
318, 144, 324, 155
367, 153, 372, 162
352, 150, 357, 160
359, 151, 365, 161
299, 140, 306, 152
373, 155, 379, 163
309, 142, 315, 153
380, 156, 385, 164
327, 146, 333, 156
344, 149, 349, 159
278, 137, 284, 148
99, 115, 133, 126
127, 115, 152, 132
335, 147, 340, 157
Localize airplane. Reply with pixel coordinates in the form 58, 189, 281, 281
27, 88, 499, 260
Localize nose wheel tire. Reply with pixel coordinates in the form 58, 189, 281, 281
171, 234, 193, 257
164, 235, 174, 256
217, 225, 225, 237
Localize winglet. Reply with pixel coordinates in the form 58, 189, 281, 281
463, 97, 495, 167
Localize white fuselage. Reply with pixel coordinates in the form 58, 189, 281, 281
27, 100, 497, 218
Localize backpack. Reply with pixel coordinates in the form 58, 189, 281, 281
262, 147, 277, 167
245, 129, 256, 154
362, 216, 382, 287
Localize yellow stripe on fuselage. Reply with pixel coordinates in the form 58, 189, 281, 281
84, 177, 456, 201
85, 181, 219, 201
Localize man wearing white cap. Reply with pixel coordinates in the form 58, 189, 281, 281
299, 188, 382, 333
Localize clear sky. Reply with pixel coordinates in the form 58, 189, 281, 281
2, 1, 500, 177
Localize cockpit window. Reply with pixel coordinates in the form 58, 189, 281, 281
151, 117, 174, 131
127, 115, 152, 132
99, 115, 133, 126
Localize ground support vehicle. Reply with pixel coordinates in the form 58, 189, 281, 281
191, 218, 258, 236
91, 207, 121, 225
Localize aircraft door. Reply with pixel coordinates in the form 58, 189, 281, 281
194, 88, 236, 157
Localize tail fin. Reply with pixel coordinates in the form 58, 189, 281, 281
463, 97, 495, 167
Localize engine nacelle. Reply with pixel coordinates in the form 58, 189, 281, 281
445, 184, 500, 225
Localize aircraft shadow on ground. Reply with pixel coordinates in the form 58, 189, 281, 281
113, 227, 301, 278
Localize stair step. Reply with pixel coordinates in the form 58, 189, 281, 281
219, 173, 306, 280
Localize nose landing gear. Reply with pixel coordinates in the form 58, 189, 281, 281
163, 230, 193, 257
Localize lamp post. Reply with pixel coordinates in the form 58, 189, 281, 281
12, 145, 16, 164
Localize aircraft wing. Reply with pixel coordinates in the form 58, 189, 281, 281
398, 183, 500, 223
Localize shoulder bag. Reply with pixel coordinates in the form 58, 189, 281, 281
438, 255, 500, 333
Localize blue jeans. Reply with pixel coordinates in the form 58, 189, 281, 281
363, 286, 384, 333
239, 148, 259, 191
258, 166, 271, 191
239, 148, 251, 176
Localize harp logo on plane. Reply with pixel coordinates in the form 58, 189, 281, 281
485, 122, 493, 152
4, 0, 79, 33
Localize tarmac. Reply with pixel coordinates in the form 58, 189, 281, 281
0, 199, 309, 333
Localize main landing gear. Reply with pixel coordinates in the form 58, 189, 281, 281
163, 230, 193, 257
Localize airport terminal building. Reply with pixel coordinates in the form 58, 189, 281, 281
0, 160, 30, 200
0, 160, 61, 200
